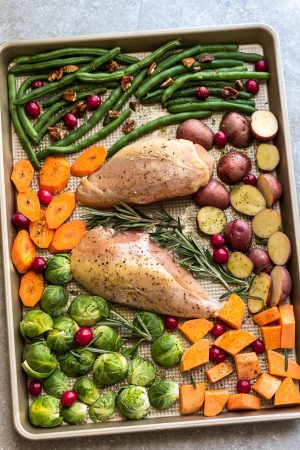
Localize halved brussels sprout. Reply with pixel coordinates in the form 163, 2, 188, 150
89, 391, 117, 422
46, 315, 78, 353
45, 254, 73, 285
93, 325, 122, 352
151, 334, 183, 368
59, 350, 95, 378
117, 385, 150, 420
20, 309, 53, 340
22, 342, 57, 379
73, 377, 100, 405
43, 370, 70, 398
29, 395, 63, 428
133, 311, 165, 341
40, 286, 69, 317
148, 380, 179, 410
69, 295, 110, 327
61, 401, 87, 425
127, 357, 156, 387
93, 353, 128, 386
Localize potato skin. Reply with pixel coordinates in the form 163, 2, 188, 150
194, 179, 230, 210
220, 112, 252, 148
270, 266, 292, 305
176, 119, 213, 150
247, 248, 273, 274
224, 219, 252, 252
217, 152, 251, 185
257, 173, 282, 207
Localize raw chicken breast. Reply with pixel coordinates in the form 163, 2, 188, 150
70, 227, 220, 318
76, 137, 214, 209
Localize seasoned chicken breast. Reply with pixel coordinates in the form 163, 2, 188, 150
71, 227, 220, 319
76, 137, 214, 209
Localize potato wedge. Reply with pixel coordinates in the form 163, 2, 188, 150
256, 143, 280, 171
248, 272, 272, 313
252, 209, 281, 239
257, 174, 282, 207
230, 185, 266, 216
270, 266, 292, 306
227, 252, 254, 279
250, 110, 278, 141
267, 231, 291, 265
197, 206, 227, 235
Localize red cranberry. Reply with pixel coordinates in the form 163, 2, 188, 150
213, 248, 229, 264
74, 327, 93, 347
25, 101, 41, 118
211, 234, 225, 248
251, 339, 265, 354
86, 94, 102, 110
64, 113, 77, 129
245, 79, 260, 95
209, 345, 226, 364
31, 80, 45, 89
28, 380, 42, 396
38, 188, 53, 205
195, 86, 209, 99
255, 59, 268, 72
213, 131, 227, 148
12, 212, 30, 229
211, 321, 227, 337
31, 256, 46, 274
243, 173, 257, 186
164, 316, 179, 330
61, 390, 77, 408
237, 379, 251, 394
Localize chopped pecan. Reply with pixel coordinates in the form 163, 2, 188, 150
108, 110, 120, 118
48, 127, 61, 141
129, 101, 137, 111
106, 59, 120, 72
63, 89, 77, 102
48, 68, 64, 82
192, 67, 202, 72
160, 77, 174, 88
198, 55, 215, 63
122, 119, 136, 134
222, 86, 239, 100
121, 75, 134, 92
62, 65, 79, 73
147, 62, 156, 75
235, 79, 244, 90
182, 57, 195, 68
72, 101, 87, 118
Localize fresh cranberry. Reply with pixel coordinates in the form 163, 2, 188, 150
237, 379, 251, 394
211, 321, 227, 337
28, 380, 42, 396
251, 339, 265, 354
213, 131, 227, 148
31, 80, 45, 89
25, 101, 41, 118
61, 390, 77, 408
213, 248, 229, 264
164, 316, 179, 330
195, 86, 209, 99
86, 94, 102, 110
38, 188, 53, 205
74, 327, 93, 347
243, 173, 257, 186
64, 113, 77, 129
211, 234, 225, 248
12, 212, 30, 229
255, 59, 268, 72
31, 256, 46, 274
209, 345, 226, 364
245, 79, 260, 95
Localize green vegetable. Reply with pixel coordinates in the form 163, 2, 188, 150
20, 309, 53, 340
76, 70, 124, 83
9, 56, 94, 74
22, 341, 57, 379
42, 84, 106, 107
133, 311, 165, 341
148, 380, 179, 409
172, 86, 252, 100
61, 401, 87, 425
167, 100, 256, 115
151, 334, 183, 368
46, 328, 74, 353
117, 385, 150, 420
43, 369, 70, 398
201, 51, 263, 62
166, 96, 255, 107
69, 295, 110, 327
73, 376, 100, 405
40, 285, 69, 317
93, 325, 122, 352
29, 395, 62, 428
93, 353, 128, 386
89, 391, 117, 422
127, 357, 156, 387
45, 254, 73, 285
59, 350, 95, 377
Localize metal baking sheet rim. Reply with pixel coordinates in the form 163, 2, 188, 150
0, 23, 299, 440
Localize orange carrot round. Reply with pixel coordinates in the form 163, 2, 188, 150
11, 159, 34, 193
29, 209, 55, 248
11, 229, 36, 273
48, 219, 86, 254
45, 191, 76, 229
17, 188, 41, 222
19, 270, 44, 306
38, 156, 70, 195
71, 146, 107, 177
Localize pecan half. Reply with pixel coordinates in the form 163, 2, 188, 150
235, 79, 244, 90
108, 110, 120, 118
72, 101, 87, 118
129, 100, 137, 111
63, 65, 79, 73
63, 89, 77, 102
198, 55, 215, 63
48, 68, 64, 82
121, 75, 134, 92
222, 86, 239, 100
160, 77, 174, 88
147, 62, 156, 75
122, 119, 136, 134
106, 59, 120, 72
182, 57, 195, 68
48, 127, 61, 141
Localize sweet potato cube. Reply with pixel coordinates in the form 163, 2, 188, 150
179, 382, 206, 415
267, 350, 300, 379
205, 362, 233, 383
253, 306, 280, 326
217, 293, 245, 329
252, 373, 282, 400
179, 319, 213, 343
204, 389, 229, 417
180, 339, 209, 372
274, 377, 300, 406
227, 394, 260, 411
214, 330, 256, 356
279, 305, 295, 349
234, 352, 261, 380
261, 325, 281, 350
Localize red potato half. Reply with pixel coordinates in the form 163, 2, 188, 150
224, 219, 252, 252
194, 179, 230, 210
176, 120, 214, 150
267, 231, 291, 265
256, 144, 280, 171
230, 185, 266, 216
257, 174, 282, 207
251, 110, 279, 141
247, 248, 273, 274
248, 272, 273, 313
227, 252, 254, 279
220, 112, 252, 148
252, 209, 282, 239
217, 152, 251, 185
270, 266, 292, 306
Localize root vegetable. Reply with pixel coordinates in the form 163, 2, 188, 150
29, 209, 54, 248
217, 293, 245, 330
267, 231, 291, 265
267, 350, 300, 379
17, 188, 41, 222
180, 339, 209, 372
256, 143, 280, 171
247, 248, 273, 274
197, 206, 227, 235
71, 146, 107, 177
252, 373, 282, 400
274, 377, 300, 406
220, 112, 252, 148
11, 229, 36, 273
48, 219, 86, 254
248, 272, 272, 313
45, 191, 76, 229
250, 110, 278, 141
233, 352, 261, 380
253, 307, 281, 327
261, 325, 281, 350
224, 219, 252, 252
176, 119, 213, 150
19, 270, 44, 306
204, 389, 229, 417
38, 156, 70, 195
230, 184, 266, 216
214, 330, 256, 356
269, 266, 292, 306
205, 362, 233, 383
194, 179, 230, 210
179, 382, 205, 415
279, 304, 295, 349
217, 151, 251, 185
11, 159, 34, 193
227, 252, 254, 279
227, 394, 260, 411
257, 174, 282, 207
252, 209, 281, 238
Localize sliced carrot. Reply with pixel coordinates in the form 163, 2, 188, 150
180, 339, 209, 372
274, 377, 300, 406
204, 390, 229, 417
252, 373, 282, 400
261, 325, 281, 350
179, 382, 206, 415
227, 394, 260, 411
45, 191, 76, 229
205, 362, 233, 383
71, 146, 107, 177
29, 209, 55, 248
19, 270, 44, 306
253, 306, 280, 327
48, 219, 86, 254
214, 330, 256, 356
17, 188, 40, 222
11, 159, 34, 193
217, 293, 245, 329
233, 352, 261, 380
38, 156, 70, 195
279, 305, 295, 349
11, 230, 36, 273
178, 318, 213, 343
267, 350, 300, 379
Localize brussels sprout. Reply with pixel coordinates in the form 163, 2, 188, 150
29, 395, 63, 428
127, 357, 156, 387
89, 391, 117, 422
73, 377, 100, 405
53, 315, 79, 332
93, 325, 122, 352
20, 309, 53, 340
93, 353, 128, 386
69, 295, 110, 327
61, 401, 87, 424
117, 385, 150, 420
59, 350, 95, 377
43, 370, 70, 398
45, 254, 73, 285
148, 380, 179, 409
133, 311, 165, 341
46, 315, 78, 353
22, 342, 57, 379
151, 334, 183, 368
40, 286, 69, 317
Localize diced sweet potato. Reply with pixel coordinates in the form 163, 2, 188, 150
180, 339, 209, 372
227, 394, 260, 411
205, 362, 233, 383
274, 377, 300, 407
253, 307, 280, 327
234, 352, 261, 380
279, 305, 295, 349
261, 326, 281, 350
267, 350, 300, 379
179, 382, 206, 415
252, 373, 282, 400
217, 293, 245, 329
178, 319, 213, 343
214, 330, 256, 356
204, 390, 229, 417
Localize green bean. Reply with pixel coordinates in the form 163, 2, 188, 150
15, 47, 121, 105
197, 44, 239, 52
76, 69, 124, 83
107, 111, 212, 158
180, 80, 238, 89
7, 75, 40, 169
200, 51, 263, 62
166, 96, 255, 107
167, 100, 256, 115
33, 103, 77, 144
37, 109, 132, 159
41, 84, 107, 107
9, 56, 94, 75
172, 87, 252, 100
